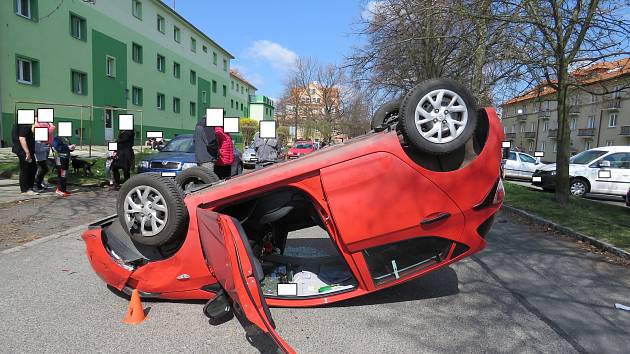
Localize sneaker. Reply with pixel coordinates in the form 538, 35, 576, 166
21, 190, 40, 196
55, 189, 71, 197
33, 186, 45, 193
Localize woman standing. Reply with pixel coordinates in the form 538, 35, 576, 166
33, 122, 55, 192
111, 129, 135, 189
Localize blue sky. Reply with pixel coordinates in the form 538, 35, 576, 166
169, 0, 371, 100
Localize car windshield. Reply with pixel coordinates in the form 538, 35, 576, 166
294, 144, 313, 149
570, 150, 607, 164
163, 137, 194, 153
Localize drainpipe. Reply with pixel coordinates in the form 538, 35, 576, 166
596, 109, 603, 147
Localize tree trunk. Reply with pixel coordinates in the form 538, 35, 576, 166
554, 67, 570, 204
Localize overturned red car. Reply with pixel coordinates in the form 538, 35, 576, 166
82, 79, 504, 352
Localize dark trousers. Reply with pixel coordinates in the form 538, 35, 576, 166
18, 155, 37, 193
57, 157, 69, 192
214, 164, 232, 179
35, 160, 48, 188
112, 166, 131, 186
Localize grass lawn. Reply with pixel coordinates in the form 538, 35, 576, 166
504, 182, 630, 252
0, 151, 156, 186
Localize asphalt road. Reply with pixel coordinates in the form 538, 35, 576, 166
0, 212, 629, 354
506, 179, 627, 207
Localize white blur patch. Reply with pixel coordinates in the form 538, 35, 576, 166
37, 108, 54, 123
119, 114, 134, 130
58, 122, 72, 137
223, 117, 239, 133
206, 108, 223, 127
18, 109, 35, 125
260, 120, 276, 138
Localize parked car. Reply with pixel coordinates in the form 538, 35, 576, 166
81, 79, 504, 352
502, 151, 545, 179
242, 144, 257, 169
286, 140, 316, 159
137, 134, 243, 177
532, 146, 630, 197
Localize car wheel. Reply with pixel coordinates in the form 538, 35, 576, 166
117, 173, 189, 247
398, 79, 478, 155
371, 99, 401, 129
569, 178, 589, 197
175, 166, 220, 193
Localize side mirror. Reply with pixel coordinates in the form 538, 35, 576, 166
598, 160, 611, 168
203, 289, 233, 323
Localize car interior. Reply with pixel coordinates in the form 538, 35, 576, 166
216, 188, 357, 298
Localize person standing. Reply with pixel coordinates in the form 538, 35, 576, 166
11, 121, 37, 195
213, 126, 234, 179
33, 121, 55, 192
111, 129, 135, 189
52, 136, 73, 197
193, 116, 218, 169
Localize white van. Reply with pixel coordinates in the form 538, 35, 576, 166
532, 146, 630, 197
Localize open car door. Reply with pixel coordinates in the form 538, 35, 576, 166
197, 208, 296, 354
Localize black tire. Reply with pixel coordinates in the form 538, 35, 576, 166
569, 178, 589, 197
399, 79, 478, 155
117, 173, 189, 247
175, 166, 220, 193
371, 99, 401, 129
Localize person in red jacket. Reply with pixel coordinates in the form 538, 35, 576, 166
213, 126, 234, 179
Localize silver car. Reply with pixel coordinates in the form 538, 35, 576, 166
503, 151, 544, 179
242, 145, 258, 169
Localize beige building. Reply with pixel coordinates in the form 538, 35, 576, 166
283, 82, 342, 142
501, 58, 630, 162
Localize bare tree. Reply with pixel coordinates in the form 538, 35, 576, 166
315, 64, 346, 143
495, 0, 630, 203
280, 57, 318, 140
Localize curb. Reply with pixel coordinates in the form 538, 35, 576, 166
502, 204, 630, 261
0, 223, 89, 255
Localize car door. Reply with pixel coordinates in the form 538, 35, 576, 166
196, 208, 296, 354
517, 153, 538, 178
504, 152, 519, 178
596, 152, 630, 195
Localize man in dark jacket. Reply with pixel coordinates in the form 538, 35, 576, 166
12, 122, 37, 195
193, 117, 219, 169
111, 129, 135, 189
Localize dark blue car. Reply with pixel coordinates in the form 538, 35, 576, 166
137, 134, 242, 176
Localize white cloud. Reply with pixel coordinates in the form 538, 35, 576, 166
231, 64, 265, 88
361, 1, 386, 21
244, 40, 298, 72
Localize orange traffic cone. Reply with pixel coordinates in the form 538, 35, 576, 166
122, 289, 146, 324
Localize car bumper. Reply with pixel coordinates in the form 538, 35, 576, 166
532, 172, 556, 189
138, 166, 183, 175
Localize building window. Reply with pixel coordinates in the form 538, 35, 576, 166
190, 37, 196, 52
528, 141, 534, 152
241, 103, 244, 111
241, 86, 244, 94
570, 118, 577, 130
608, 114, 618, 127
190, 70, 196, 85
173, 97, 180, 113
190, 101, 196, 116
157, 93, 165, 110
613, 85, 622, 98
212, 80, 217, 93
540, 141, 546, 151
16, 57, 37, 85
157, 14, 165, 33
606, 140, 615, 146
132, 43, 143, 63
223, 59, 228, 71
70, 70, 87, 95
236, 83, 239, 91
543, 121, 549, 131
70, 14, 86, 41
106, 56, 116, 77
591, 93, 596, 103
231, 81, 234, 90
231, 99, 234, 109
519, 124, 525, 133
173, 26, 180, 42
530, 122, 536, 132
585, 141, 591, 150
510, 125, 515, 133
132, 86, 143, 106
202, 91, 207, 104
157, 54, 165, 72
132, 0, 142, 19
222, 85, 227, 97
213, 52, 217, 65
553, 144, 557, 152
202, 45, 207, 53
586, 116, 595, 129
15, 0, 34, 19
173, 62, 180, 78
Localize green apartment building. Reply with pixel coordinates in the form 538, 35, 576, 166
249, 95, 275, 122
0, 0, 258, 146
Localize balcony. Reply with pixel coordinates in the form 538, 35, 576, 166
548, 129, 558, 138
524, 131, 536, 139
516, 113, 527, 122
569, 106, 580, 115
620, 126, 630, 136
505, 132, 516, 139
538, 110, 551, 119
602, 96, 621, 110
578, 128, 595, 137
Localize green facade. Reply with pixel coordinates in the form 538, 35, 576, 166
0, 0, 257, 147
